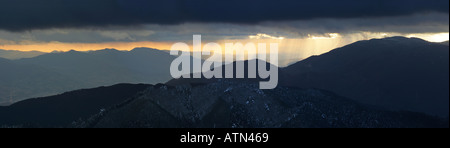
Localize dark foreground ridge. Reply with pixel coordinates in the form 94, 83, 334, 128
72, 80, 447, 128
0, 84, 150, 128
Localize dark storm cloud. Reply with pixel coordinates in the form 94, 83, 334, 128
0, 0, 448, 31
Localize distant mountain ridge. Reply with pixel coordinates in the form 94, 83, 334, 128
17, 48, 176, 85
0, 49, 45, 60
0, 48, 178, 104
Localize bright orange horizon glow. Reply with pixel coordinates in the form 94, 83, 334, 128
1, 32, 448, 53
0, 41, 175, 52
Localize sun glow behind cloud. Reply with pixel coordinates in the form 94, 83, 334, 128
249, 33, 285, 40
308, 33, 341, 39
0, 32, 448, 66
406, 33, 449, 42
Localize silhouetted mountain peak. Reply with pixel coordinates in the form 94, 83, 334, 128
91, 48, 121, 52
381, 36, 425, 42
129, 47, 173, 58
45, 49, 87, 57
282, 37, 449, 116
166, 59, 279, 86
352, 36, 429, 47
50, 50, 63, 53
377, 36, 434, 46
24, 49, 89, 61
67, 49, 80, 53
131, 47, 160, 53
88, 48, 124, 56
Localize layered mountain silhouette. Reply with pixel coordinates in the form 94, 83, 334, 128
0, 84, 149, 127
166, 37, 449, 117
0, 49, 45, 60
70, 80, 446, 128
281, 37, 449, 116
0, 48, 178, 105
166, 59, 279, 86
0, 37, 448, 128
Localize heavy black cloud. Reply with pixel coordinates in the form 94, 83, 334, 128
0, 0, 448, 31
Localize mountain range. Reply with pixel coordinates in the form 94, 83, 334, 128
0, 49, 45, 60
0, 48, 178, 105
0, 37, 448, 128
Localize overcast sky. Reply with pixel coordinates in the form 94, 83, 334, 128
0, 0, 448, 66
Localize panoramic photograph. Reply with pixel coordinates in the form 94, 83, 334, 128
0, 0, 448, 136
